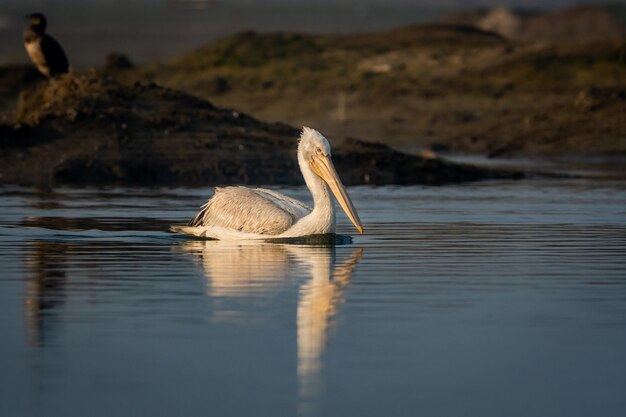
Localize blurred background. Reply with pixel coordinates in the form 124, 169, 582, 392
2, 0, 625, 67
1, 0, 625, 181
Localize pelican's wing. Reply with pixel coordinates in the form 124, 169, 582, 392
253, 188, 311, 219
188, 187, 311, 235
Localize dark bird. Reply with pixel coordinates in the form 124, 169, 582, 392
23, 13, 69, 78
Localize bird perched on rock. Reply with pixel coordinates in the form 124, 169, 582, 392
23, 13, 69, 78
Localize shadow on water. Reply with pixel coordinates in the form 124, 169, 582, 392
178, 240, 363, 417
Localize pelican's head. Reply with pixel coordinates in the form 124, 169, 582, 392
299, 127, 363, 234
26, 13, 47, 32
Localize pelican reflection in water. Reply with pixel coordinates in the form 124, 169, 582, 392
180, 241, 363, 414
171, 127, 363, 240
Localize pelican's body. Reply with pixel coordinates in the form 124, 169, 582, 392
171, 128, 362, 240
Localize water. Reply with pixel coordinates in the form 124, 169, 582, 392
1, 179, 625, 417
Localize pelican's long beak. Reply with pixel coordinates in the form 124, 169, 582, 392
310, 155, 363, 234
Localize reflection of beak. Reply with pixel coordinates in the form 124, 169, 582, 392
310, 154, 363, 234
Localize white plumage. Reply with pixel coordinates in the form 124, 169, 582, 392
188, 187, 311, 235
171, 127, 363, 240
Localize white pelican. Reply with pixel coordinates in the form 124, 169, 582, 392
171, 127, 363, 240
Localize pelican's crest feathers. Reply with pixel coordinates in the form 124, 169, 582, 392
300, 126, 325, 142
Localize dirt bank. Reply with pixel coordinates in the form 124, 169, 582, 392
125, 24, 626, 159
0, 72, 521, 186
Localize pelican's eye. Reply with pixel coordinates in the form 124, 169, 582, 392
316, 147, 323, 155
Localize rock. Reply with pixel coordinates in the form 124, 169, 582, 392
105, 53, 135, 70
477, 7, 522, 39
443, 5, 625, 43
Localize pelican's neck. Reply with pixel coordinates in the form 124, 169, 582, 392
275, 147, 337, 237
299, 153, 332, 211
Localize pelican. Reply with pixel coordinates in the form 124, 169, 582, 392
171, 127, 363, 240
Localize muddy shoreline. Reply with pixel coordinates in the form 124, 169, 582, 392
0, 72, 523, 187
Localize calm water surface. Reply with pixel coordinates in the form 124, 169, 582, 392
1, 180, 625, 417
